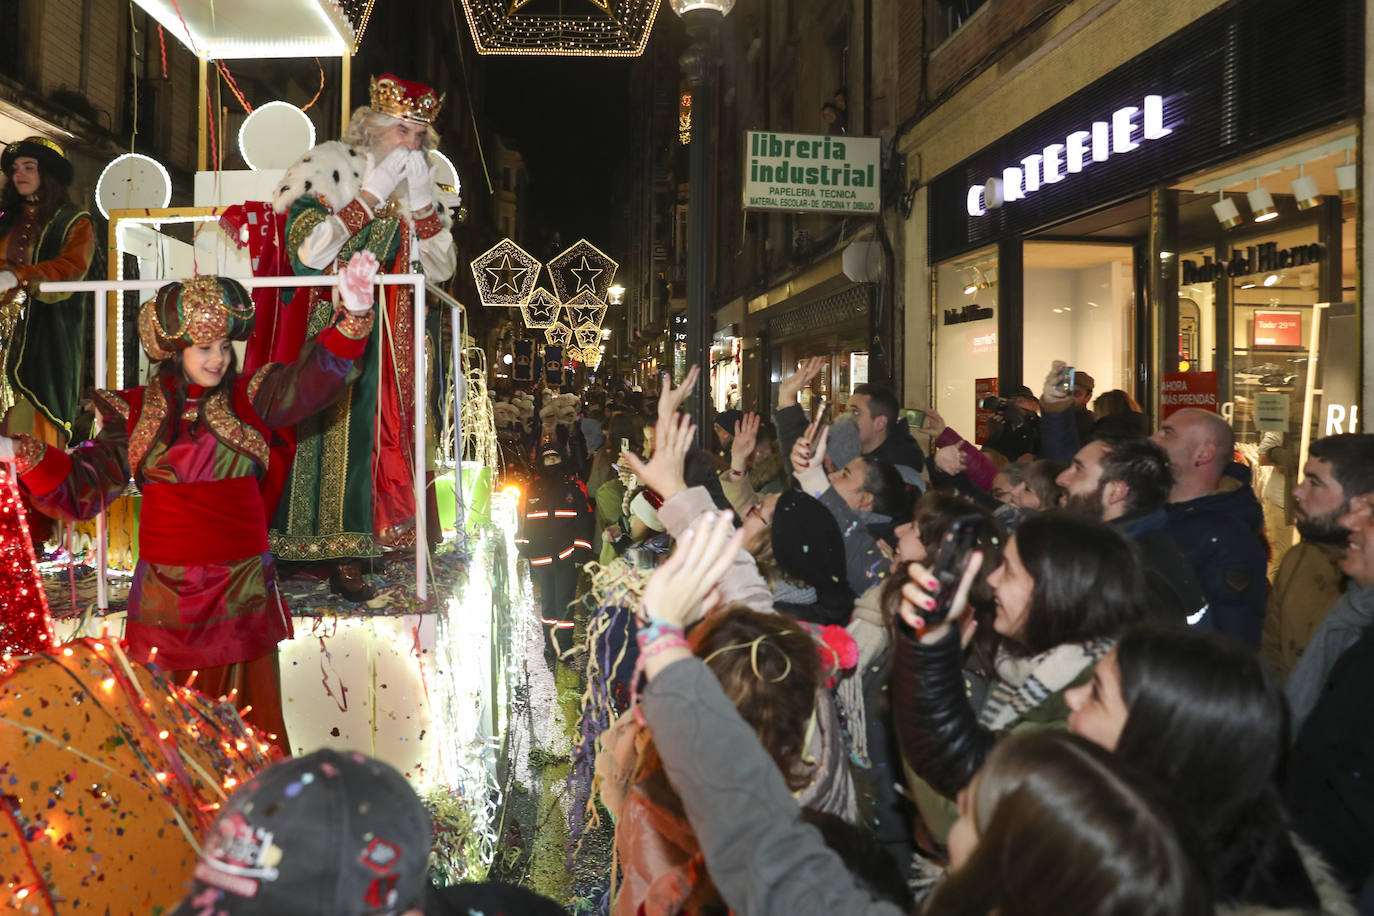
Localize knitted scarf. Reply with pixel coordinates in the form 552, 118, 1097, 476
979, 638, 1115, 731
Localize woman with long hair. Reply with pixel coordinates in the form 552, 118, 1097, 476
892, 510, 1147, 844
6, 258, 379, 743
628, 512, 1211, 916
1065, 624, 1347, 912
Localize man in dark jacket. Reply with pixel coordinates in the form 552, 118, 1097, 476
848, 384, 925, 482
1150, 407, 1268, 646
1287, 492, 1374, 901
1056, 435, 1207, 625
516, 443, 595, 663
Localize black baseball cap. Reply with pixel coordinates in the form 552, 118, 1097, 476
168, 749, 432, 916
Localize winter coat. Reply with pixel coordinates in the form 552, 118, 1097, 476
1262, 540, 1347, 681
515, 472, 594, 566
892, 626, 1109, 843
1288, 614, 1374, 902
1285, 580, 1374, 739
1165, 463, 1269, 647
640, 657, 906, 916
1117, 508, 1209, 624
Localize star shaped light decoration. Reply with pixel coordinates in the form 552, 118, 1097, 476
545, 322, 574, 348
471, 238, 541, 307
460, 0, 662, 57
548, 239, 617, 305
562, 289, 608, 330
577, 346, 604, 369
574, 323, 602, 349
519, 287, 561, 329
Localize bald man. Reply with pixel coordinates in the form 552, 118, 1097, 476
1151, 408, 1268, 645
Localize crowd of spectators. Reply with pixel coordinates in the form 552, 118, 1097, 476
534, 356, 1374, 915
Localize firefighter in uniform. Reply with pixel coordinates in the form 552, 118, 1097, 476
515, 443, 594, 663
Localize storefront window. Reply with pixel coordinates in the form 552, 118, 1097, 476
934, 248, 998, 440
1021, 242, 1136, 406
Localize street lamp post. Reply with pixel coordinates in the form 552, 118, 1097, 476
672, 0, 733, 447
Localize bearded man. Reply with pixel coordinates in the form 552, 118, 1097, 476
242, 74, 457, 600
1055, 435, 1206, 625
1262, 433, 1374, 679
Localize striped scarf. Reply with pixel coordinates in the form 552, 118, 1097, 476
979, 638, 1115, 731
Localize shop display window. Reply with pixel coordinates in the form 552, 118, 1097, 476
933, 247, 998, 437
1021, 241, 1136, 407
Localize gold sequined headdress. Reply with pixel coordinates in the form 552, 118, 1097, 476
138, 275, 255, 361
369, 73, 444, 125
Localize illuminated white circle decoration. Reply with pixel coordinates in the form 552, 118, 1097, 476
238, 101, 317, 170
95, 153, 172, 220
429, 149, 462, 198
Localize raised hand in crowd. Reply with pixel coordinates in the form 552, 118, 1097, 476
1040, 359, 1075, 414
897, 549, 985, 648
730, 412, 761, 473
933, 443, 966, 476
914, 405, 948, 439
777, 356, 827, 409
639, 510, 746, 679
788, 419, 831, 494
620, 410, 694, 502
656, 364, 700, 418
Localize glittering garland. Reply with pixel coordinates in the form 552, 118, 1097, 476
1, 638, 276, 912
0, 466, 56, 659
565, 559, 650, 861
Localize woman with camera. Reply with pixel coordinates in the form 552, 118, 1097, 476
892, 510, 1148, 844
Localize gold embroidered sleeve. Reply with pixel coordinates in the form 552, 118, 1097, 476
91, 389, 131, 423
248, 364, 280, 402
287, 207, 330, 258
413, 207, 444, 239
336, 310, 375, 340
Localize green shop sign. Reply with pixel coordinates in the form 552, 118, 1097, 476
744, 131, 881, 214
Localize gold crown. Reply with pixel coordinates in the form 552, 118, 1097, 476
369, 75, 444, 125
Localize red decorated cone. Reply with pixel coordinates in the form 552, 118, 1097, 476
0, 466, 54, 661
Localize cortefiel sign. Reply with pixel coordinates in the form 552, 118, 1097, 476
744, 131, 880, 213
967, 95, 1173, 216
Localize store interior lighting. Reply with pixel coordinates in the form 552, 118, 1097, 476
1248, 180, 1278, 222
1263, 272, 1281, 287
1291, 164, 1321, 211
1212, 192, 1243, 230
1336, 150, 1358, 201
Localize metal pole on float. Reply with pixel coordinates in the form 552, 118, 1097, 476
38, 274, 431, 606
93, 292, 108, 611
413, 280, 427, 603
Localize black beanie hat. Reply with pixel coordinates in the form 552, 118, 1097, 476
770, 490, 852, 608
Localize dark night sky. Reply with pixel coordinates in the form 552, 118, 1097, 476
481, 55, 635, 248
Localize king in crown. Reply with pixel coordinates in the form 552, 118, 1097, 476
239, 73, 459, 601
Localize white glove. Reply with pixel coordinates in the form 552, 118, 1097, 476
405, 152, 437, 213
437, 186, 462, 215
338, 250, 380, 315
0, 270, 17, 293
360, 147, 409, 205
0, 434, 16, 463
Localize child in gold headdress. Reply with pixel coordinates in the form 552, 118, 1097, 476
1, 251, 381, 744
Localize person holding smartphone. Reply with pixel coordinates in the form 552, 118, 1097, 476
890, 510, 1149, 845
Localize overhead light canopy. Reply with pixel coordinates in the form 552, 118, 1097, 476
1248, 181, 1278, 222
132, 0, 355, 58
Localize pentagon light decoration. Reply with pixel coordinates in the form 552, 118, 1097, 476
545, 322, 574, 348
548, 239, 618, 305
471, 238, 541, 307
519, 287, 561, 329
574, 323, 602, 349
562, 289, 609, 329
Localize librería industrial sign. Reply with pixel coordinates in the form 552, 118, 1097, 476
966, 95, 1174, 217
744, 131, 881, 214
